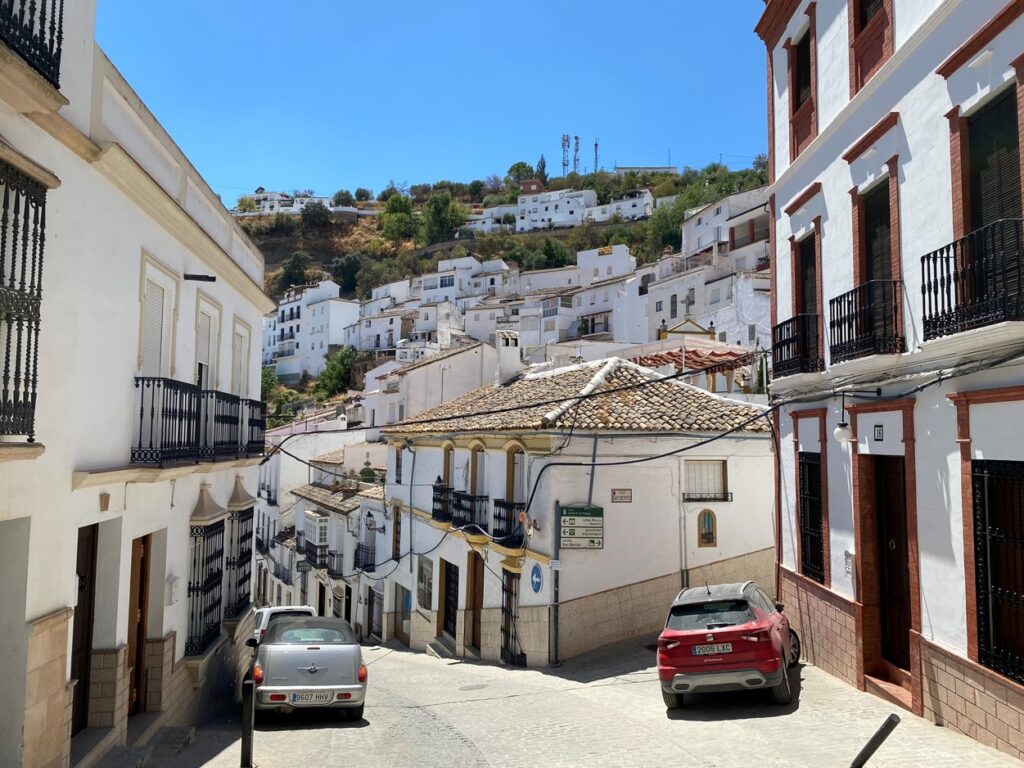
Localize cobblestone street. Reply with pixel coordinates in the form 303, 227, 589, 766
144, 635, 1021, 768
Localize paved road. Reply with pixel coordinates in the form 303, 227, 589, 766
153, 635, 1020, 768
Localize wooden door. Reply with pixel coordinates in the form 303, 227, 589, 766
875, 456, 910, 670
126, 535, 151, 716
442, 560, 459, 639
71, 525, 98, 736
466, 552, 484, 651
797, 236, 818, 315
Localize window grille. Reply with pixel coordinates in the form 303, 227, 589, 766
417, 557, 433, 609
224, 507, 254, 618
798, 452, 825, 584
187, 521, 224, 655
698, 509, 717, 547
501, 569, 525, 666
684, 461, 731, 501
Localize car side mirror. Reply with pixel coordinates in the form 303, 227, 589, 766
245, 638, 258, 648
775, 602, 785, 613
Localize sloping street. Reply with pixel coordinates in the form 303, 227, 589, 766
139, 636, 1019, 768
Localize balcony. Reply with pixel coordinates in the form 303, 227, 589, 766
921, 219, 1023, 341
273, 561, 292, 583
452, 492, 489, 534
493, 499, 525, 547
305, 541, 328, 569
327, 551, 344, 579
828, 280, 904, 365
771, 314, 823, 378
0, 0, 64, 89
255, 533, 268, 555
432, 482, 452, 523
130, 377, 266, 466
355, 543, 376, 572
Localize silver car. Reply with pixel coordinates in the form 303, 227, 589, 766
251, 617, 367, 720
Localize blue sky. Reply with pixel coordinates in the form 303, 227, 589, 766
96, 1, 768, 206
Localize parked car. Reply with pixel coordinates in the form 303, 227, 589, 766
656, 581, 800, 708
252, 604, 315, 643
250, 617, 367, 720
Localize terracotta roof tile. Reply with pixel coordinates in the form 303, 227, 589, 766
383, 358, 768, 436
393, 343, 486, 376
312, 449, 346, 465
292, 484, 361, 514
357, 485, 385, 500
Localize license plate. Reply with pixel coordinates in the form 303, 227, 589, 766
291, 692, 332, 703
693, 643, 732, 655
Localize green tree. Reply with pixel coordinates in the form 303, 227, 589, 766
355, 187, 372, 202
317, 346, 362, 398
378, 184, 400, 202
330, 252, 364, 294
421, 192, 467, 245
536, 154, 548, 185
261, 366, 280, 402
380, 194, 419, 244
301, 201, 331, 229
332, 189, 355, 207
505, 161, 535, 189
278, 250, 312, 293
501, 212, 516, 226
236, 195, 257, 213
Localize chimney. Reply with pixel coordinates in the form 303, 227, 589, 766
495, 331, 523, 385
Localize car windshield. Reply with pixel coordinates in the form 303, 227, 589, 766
266, 618, 356, 644
265, 610, 312, 626
666, 599, 755, 631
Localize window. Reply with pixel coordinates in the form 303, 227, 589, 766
655, 300, 663, 312
718, 331, 727, 342
973, 460, 1024, 685
698, 510, 717, 547
711, 288, 721, 304
748, 324, 757, 343
394, 446, 403, 484
186, 520, 224, 655
141, 279, 168, 376
392, 506, 401, 560
417, 557, 433, 609
793, 31, 812, 111
606, 266, 612, 275
798, 452, 825, 584
224, 507, 254, 618
684, 460, 730, 501
715, 206, 722, 216
670, 294, 678, 319
593, 268, 599, 277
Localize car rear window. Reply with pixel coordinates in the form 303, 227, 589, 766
276, 627, 353, 644
666, 599, 755, 631
266, 610, 312, 625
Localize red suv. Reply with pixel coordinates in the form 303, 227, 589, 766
656, 581, 800, 708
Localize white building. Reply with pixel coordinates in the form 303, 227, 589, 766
232, 187, 376, 218
0, 6, 273, 764
516, 189, 598, 232
760, 0, 1024, 755
377, 356, 774, 666
465, 203, 518, 234
584, 189, 655, 223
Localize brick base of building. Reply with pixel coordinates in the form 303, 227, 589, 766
921, 637, 1024, 760
778, 567, 858, 686
22, 608, 74, 768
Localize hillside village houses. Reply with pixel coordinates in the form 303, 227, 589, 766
231, 187, 379, 219
759, 0, 1024, 758
0, 2, 273, 765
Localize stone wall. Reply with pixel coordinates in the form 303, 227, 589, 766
921, 638, 1024, 761
22, 608, 73, 768
687, 547, 776, 597
779, 567, 858, 686
559, 572, 680, 661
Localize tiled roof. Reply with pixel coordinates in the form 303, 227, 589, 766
291, 484, 361, 514
312, 449, 346, 465
274, 525, 296, 551
629, 347, 754, 374
357, 485, 385, 500
393, 343, 485, 376
383, 357, 769, 436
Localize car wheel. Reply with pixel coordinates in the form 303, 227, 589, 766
347, 704, 365, 721
771, 668, 793, 705
661, 690, 684, 709
787, 629, 802, 668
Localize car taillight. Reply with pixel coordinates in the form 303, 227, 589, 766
740, 629, 771, 643
259, 629, 266, 641
252, 664, 264, 684
358, 664, 368, 684
658, 639, 681, 652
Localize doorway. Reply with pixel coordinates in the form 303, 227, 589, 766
394, 584, 411, 647
440, 559, 459, 642
466, 552, 484, 652
126, 535, 151, 716
875, 455, 911, 672
317, 581, 327, 617
344, 585, 352, 624
71, 525, 98, 735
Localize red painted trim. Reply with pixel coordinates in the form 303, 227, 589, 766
769, 194, 778, 328
773, 409, 783, 599
843, 112, 900, 163
848, 0, 894, 96
783, 181, 822, 216
936, 0, 1024, 79
946, 107, 969, 241
850, 187, 864, 287
791, 408, 830, 587
756, 0, 802, 50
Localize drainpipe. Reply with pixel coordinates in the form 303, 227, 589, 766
678, 457, 688, 590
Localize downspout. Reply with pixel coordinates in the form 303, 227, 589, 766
407, 441, 416, 575
678, 456, 688, 590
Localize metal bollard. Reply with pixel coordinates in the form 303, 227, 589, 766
241, 679, 255, 768
850, 713, 900, 767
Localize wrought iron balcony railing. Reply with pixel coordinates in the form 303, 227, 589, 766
452, 492, 489, 533
255, 533, 268, 555
921, 219, 1023, 341
432, 483, 452, 523
327, 551, 344, 578
131, 378, 266, 466
273, 561, 292, 583
493, 499, 525, 546
355, 543, 376, 572
828, 279, 904, 364
305, 541, 328, 569
771, 314, 824, 378
0, 0, 64, 89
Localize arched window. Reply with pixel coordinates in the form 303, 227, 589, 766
443, 444, 454, 486
698, 509, 717, 548
471, 447, 486, 496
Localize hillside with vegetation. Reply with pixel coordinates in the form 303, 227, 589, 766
242, 158, 768, 300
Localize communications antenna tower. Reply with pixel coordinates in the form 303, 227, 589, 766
561, 134, 570, 177
573, 135, 580, 174
594, 139, 599, 174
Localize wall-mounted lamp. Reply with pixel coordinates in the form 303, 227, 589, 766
365, 512, 385, 533
834, 388, 882, 443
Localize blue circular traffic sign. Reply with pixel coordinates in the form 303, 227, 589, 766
530, 563, 543, 593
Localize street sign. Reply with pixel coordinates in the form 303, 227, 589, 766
611, 488, 632, 503
560, 505, 603, 550
530, 563, 543, 593
549, 559, 561, 571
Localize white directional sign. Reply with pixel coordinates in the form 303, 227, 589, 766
560, 506, 604, 549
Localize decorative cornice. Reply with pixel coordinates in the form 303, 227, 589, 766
756, 0, 802, 50
937, 0, 1024, 78
783, 181, 822, 216
842, 112, 900, 163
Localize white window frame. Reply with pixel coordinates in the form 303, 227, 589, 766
137, 252, 180, 377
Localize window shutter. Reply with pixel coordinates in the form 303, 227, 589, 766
197, 312, 212, 367
968, 90, 1021, 230
142, 280, 165, 376
863, 179, 892, 282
